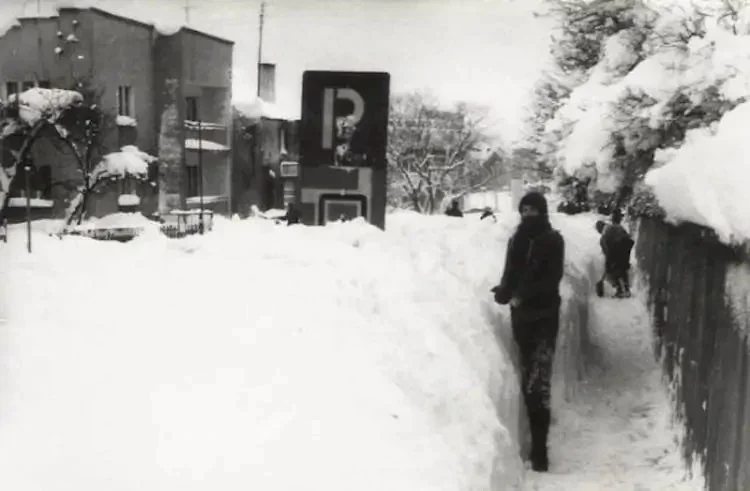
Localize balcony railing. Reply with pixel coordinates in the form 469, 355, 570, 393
184, 120, 229, 149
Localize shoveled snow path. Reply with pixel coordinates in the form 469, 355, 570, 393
523, 292, 705, 490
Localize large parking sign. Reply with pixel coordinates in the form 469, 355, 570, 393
297, 71, 390, 229
300, 71, 390, 169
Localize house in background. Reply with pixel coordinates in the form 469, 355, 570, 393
233, 63, 300, 215
0, 6, 233, 220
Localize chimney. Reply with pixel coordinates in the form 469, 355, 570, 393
258, 63, 276, 102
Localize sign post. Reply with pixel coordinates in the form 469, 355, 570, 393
299, 71, 390, 229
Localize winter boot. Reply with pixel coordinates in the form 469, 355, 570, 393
530, 442, 549, 471
528, 411, 551, 472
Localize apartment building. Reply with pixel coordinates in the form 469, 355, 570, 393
0, 6, 233, 218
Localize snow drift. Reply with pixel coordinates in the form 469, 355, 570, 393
0, 211, 597, 490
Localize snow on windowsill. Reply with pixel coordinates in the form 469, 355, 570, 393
118, 194, 141, 207
185, 139, 230, 152
116, 115, 137, 127
7, 197, 54, 208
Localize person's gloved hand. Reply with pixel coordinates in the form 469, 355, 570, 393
491, 285, 511, 305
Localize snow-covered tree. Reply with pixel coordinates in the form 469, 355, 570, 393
387, 91, 499, 213
62, 145, 155, 228
531, 0, 750, 214
0, 87, 83, 217
51, 78, 122, 224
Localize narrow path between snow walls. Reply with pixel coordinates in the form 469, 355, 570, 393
384, 211, 602, 490
0, 212, 599, 491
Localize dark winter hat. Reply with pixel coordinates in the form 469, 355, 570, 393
518, 191, 549, 216
611, 208, 623, 224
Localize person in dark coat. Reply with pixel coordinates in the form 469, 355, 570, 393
480, 207, 496, 221
445, 198, 463, 217
595, 209, 634, 297
491, 191, 565, 472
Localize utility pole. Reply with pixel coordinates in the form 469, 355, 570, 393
24, 164, 32, 254
184, 0, 190, 24
198, 120, 204, 235
256, 1, 266, 97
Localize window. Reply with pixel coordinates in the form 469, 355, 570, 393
186, 166, 199, 197
38, 81, 51, 89
185, 97, 199, 121
6, 82, 18, 97
118, 178, 135, 195
22, 81, 34, 91
117, 85, 133, 116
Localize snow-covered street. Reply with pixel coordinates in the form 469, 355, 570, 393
525, 294, 703, 490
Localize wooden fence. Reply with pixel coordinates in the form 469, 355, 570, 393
636, 216, 750, 491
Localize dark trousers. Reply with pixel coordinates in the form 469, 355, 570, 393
605, 257, 631, 295
511, 309, 560, 466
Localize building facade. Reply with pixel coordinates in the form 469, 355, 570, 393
0, 7, 233, 219
233, 63, 300, 215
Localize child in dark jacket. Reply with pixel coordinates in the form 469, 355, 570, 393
595, 209, 634, 298
491, 191, 565, 472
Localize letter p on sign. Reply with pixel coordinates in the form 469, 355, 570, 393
301, 71, 390, 169
321, 88, 365, 150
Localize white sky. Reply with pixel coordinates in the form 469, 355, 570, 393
1, 0, 554, 142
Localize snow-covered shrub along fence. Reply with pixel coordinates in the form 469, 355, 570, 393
635, 216, 750, 491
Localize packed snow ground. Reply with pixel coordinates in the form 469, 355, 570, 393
0, 211, 700, 490
524, 289, 704, 490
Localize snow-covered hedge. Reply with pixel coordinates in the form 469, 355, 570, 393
540, 2, 750, 245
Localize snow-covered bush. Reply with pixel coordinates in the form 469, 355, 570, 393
63, 145, 156, 229
530, 0, 750, 242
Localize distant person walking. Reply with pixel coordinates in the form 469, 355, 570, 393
281, 202, 301, 226
491, 191, 565, 472
445, 198, 463, 218
480, 207, 496, 221
595, 209, 634, 298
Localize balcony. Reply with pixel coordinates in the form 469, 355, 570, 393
184, 120, 229, 150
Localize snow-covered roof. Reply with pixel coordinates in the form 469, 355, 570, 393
235, 98, 298, 121
7, 88, 83, 127
1, 5, 232, 44
0, 18, 20, 38
185, 139, 230, 152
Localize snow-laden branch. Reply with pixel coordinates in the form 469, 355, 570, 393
7, 88, 83, 127
62, 146, 156, 229
0, 88, 84, 217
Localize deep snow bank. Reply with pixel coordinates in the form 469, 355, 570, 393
0, 212, 598, 490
